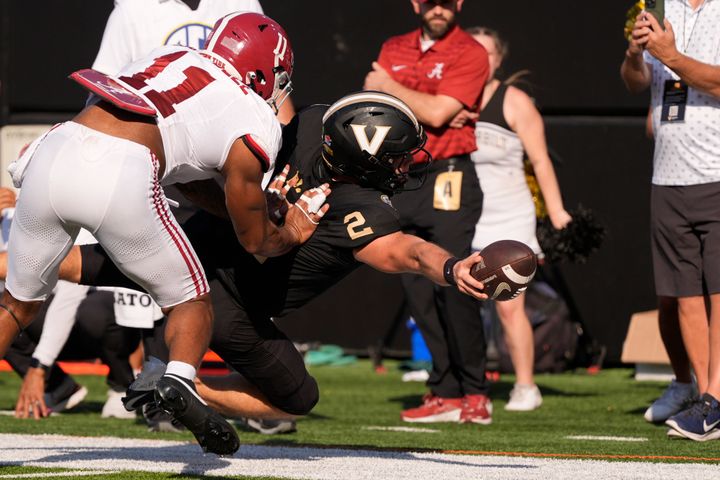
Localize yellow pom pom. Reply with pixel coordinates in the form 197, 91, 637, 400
624, 0, 645, 41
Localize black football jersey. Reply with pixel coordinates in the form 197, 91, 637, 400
186, 105, 402, 319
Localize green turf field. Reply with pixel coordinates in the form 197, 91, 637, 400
0, 362, 717, 479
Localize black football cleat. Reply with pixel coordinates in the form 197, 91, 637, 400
154, 375, 240, 456
143, 401, 185, 433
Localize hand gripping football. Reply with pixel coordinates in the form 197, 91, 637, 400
470, 240, 537, 301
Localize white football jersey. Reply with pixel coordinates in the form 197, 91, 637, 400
92, 0, 263, 75
115, 45, 281, 184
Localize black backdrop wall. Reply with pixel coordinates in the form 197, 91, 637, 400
1, 0, 651, 117
0, 1, 657, 362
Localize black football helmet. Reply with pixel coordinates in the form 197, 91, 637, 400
321, 91, 430, 193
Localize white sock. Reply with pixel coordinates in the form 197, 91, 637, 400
165, 361, 197, 382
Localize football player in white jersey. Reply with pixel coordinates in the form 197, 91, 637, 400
93, 0, 263, 72
93, 0, 295, 124
0, 12, 327, 456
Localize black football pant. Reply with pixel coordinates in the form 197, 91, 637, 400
122, 280, 318, 417
391, 155, 488, 398
4, 290, 140, 392
209, 274, 319, 416
81, 239, 318, 417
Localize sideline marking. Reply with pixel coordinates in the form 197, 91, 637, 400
3, 432, 720, 480
363, 426, 439, 433
565, 435, 649, 442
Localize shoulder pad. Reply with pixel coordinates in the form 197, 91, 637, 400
70, 69, 157, 117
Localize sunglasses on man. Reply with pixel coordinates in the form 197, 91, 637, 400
419, 0, 457, 6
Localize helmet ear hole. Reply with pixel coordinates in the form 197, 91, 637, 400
254, 70, 267, 85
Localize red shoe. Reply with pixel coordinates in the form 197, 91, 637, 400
401, 393, 463, 423
460, 394, 493, 425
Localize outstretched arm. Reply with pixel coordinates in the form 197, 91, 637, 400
353, 231, 487, 300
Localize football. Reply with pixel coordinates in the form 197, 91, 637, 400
470, 240, 537, 301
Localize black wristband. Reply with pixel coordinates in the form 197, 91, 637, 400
443, 257, 460, 286
29, 357, 50, 372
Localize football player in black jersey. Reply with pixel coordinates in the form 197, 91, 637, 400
5, 92, 489, 423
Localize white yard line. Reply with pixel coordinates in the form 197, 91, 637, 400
564, 435, 649, 442
0, 433, 718, 480
362, 426, 440, 433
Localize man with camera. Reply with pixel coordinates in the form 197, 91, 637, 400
621, 0, 720, 441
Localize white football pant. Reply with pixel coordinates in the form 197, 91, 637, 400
6, 121, 209, 307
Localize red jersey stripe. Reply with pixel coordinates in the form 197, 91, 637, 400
150, 154, 208, 298
242, 134, 271, 172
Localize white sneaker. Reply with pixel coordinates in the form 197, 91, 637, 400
101, 388, 137, 419
505, 384, 543, 411
45, 384, 88, 413
644, 380, 698, 423
402, 370, 430, 382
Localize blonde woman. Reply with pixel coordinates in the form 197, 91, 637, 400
454, 27, 571, 411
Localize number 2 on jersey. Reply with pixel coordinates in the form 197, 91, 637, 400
344, 212, 374, 240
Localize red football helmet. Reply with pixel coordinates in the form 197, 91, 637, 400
203, 12, 294, 112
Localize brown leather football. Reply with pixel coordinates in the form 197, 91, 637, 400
470, 240, 537, 301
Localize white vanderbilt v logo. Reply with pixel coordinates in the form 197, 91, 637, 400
350, 124, 391, 156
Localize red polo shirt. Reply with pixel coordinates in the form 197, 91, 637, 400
377, 25, 488, 162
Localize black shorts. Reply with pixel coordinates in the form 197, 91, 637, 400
651, 182, 720, 297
